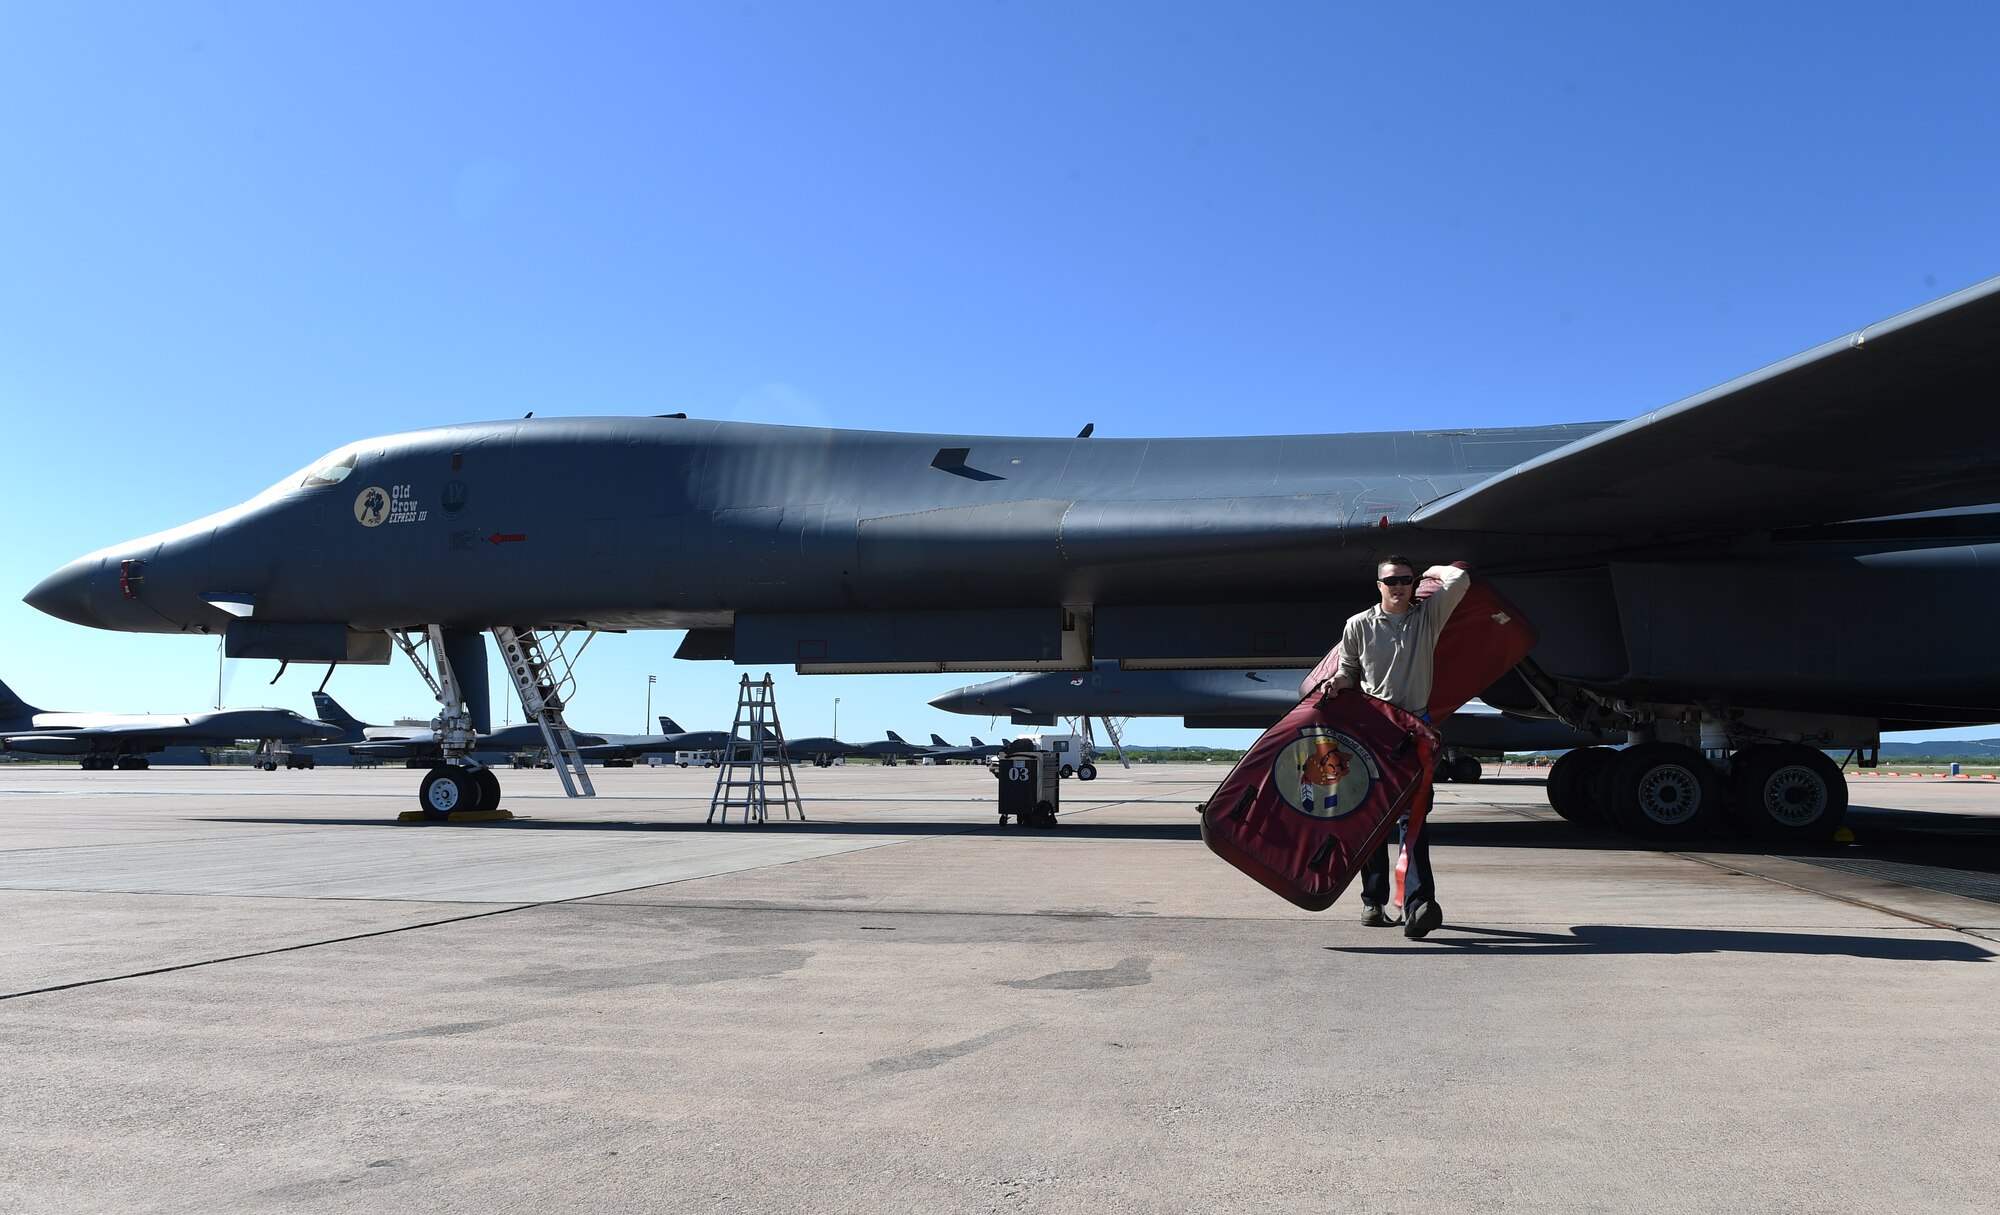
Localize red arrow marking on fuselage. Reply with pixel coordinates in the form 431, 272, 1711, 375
488, 533, 527, 545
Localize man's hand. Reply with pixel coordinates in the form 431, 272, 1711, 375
1317, 674, 1355, 701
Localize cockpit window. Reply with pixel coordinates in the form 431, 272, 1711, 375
301, 451, 357, 487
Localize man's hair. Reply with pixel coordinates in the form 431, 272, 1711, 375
1377, 555, 1416, 578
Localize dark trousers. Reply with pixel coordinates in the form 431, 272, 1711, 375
1359, 794, 1435, 909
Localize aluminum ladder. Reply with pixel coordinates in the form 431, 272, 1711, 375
709, 673, 805, 824
492, 626, 596, 798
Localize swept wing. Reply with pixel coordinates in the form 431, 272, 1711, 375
1414, 276, 2000, 536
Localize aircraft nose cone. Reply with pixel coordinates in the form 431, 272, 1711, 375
928, 687, 971, 713
24, 559, 100, 628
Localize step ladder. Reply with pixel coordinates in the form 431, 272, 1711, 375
492, 626, 596, 798
709, 673, 805, 824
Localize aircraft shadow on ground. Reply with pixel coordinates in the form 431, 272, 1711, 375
1428, 814, 2000, 866
1328, 924, 1995, 962
193, 816, 1204, 841
192, 811, 2000, 859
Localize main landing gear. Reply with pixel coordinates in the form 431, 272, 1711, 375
82, 756, 149, 771
1435, 753, 1484, 784
1546, 742, 1848, 842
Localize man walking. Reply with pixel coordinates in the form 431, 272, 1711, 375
1320, 555, 1468, 939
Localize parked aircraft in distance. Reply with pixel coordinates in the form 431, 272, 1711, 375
769, 727, 863, 767
933, 663, 1303, 728
929, 662, 1610, 781
0, 677, 336, 770
29, 277, 2000, 836
923, 734, 1005, 764
307, 691, 606, 766
847, 730, 934, 766
571, 714, 740, 767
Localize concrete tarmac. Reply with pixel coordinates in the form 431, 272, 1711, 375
2, 761, 1997, 1213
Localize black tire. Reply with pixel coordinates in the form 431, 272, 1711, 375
1077, 764, 1098, 781
1453, 755, 1483, 783
419, 767, 475, 818
473, 767, 502, 815
1546, 747, 1612, 824
1600, 743, 1722, 839
1059, 764, 1074, 779
1731, 744, 1847, 842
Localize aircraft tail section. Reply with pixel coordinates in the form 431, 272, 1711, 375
0, 677, 40, 724
658, 715, 686, 735
887, 730, 908, 744
930, 734, 950, 747
310, 692, 371, 741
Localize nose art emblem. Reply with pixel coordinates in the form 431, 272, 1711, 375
354, 486, 390, 527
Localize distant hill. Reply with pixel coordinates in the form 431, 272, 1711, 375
1875, 738, 2000, 759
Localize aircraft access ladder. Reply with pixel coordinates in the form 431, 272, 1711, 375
1069, 713, 1134, 769
709, 673, 805, 824
492, 626, 596, 798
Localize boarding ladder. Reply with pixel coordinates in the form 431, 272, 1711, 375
1068, 714, 1133, 770
709, 673, 805, 824
492, 626, 597, 798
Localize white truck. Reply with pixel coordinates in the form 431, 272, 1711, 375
1008, 732, 1097, 780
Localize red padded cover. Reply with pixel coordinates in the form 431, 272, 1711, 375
1200, 693, 1439, 911
1425, 575, 1539, 721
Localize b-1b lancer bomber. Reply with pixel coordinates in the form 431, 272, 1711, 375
27, 277, 2000, 834
930, 662, 1609, 782
0, 677, 336, 770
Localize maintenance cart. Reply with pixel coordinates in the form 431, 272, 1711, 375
994, 740, 1060, 828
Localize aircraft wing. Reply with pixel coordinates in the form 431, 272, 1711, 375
4, 723, 186, 747
1412, 275, 2000, 536
349, 739, 435, 759
2, 734, 100, 755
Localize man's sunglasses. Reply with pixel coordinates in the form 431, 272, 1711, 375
1378, 575, 1415, 586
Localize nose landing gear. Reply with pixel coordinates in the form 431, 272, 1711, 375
392, 627, 515, 823
414, 764, 507, 820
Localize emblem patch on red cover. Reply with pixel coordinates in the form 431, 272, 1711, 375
1274, 728, 1382, 819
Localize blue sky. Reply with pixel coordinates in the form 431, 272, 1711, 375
3, 3, 1999, 746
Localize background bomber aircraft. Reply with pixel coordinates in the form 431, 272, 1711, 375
303, 691, 611, 768
0, 677, 336, 770
929, 662, 1610, 782
26, 277, 2000, 836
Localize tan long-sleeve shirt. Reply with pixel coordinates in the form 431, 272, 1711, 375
1336, 565, 1470, 715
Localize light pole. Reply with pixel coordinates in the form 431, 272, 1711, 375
833, 697, 840, 740
645, 674, 656, 734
